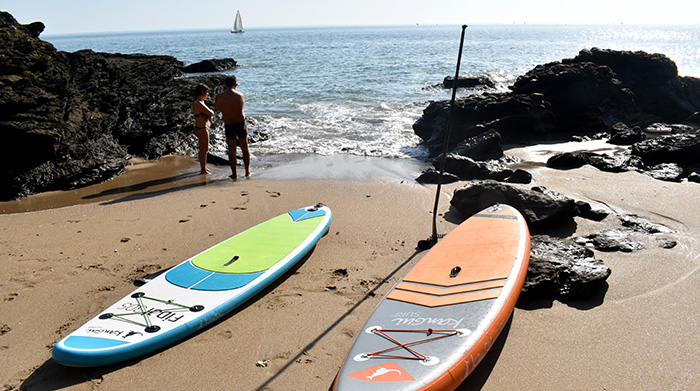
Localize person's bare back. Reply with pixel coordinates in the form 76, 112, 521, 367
215, 80, 245, 124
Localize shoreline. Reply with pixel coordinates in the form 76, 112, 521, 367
0, 153, 430, 215
2, 147, 700, 390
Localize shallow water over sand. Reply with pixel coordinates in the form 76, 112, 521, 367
1, 139, 631, 214
0, 154, 429, 214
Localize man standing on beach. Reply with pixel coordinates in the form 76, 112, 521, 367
215, 76, 251, 179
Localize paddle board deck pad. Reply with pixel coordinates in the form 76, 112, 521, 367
53, 204, 332, 367
332, 204, 529, 391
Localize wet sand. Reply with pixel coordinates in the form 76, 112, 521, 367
2, 145, 700, 390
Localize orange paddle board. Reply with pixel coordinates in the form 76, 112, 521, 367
333, 204, 530, 390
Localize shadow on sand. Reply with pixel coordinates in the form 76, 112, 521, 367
20, 247, 318, 390
78, 170, 231, 206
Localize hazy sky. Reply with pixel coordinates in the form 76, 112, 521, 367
3, 0, 698, 35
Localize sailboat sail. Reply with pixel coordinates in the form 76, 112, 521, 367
231, 10, 244, 33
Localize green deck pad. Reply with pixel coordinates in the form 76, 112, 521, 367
192, 214, 322, 274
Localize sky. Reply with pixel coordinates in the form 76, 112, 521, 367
3, 0, 699, 35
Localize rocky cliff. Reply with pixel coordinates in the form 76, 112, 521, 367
0, 12, 223, 200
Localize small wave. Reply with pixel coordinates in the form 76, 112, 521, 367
250, 101, 429, 159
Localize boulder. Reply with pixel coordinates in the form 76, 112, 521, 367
575, 229, 646, 252
504, 169, 533, 184
630, 132, 700, 166
619, 213, 673, 234
450, 181, 589, 228
609, 122, 646, 145
436, 155, 513, 181
413, 93, 558, 156
415, 168, 460, 184
645, 163, 686, 182
546, 152, 592, 169
546, 151, 645, 173
586, 153, 645, 173
511, 58, 638, 132
520, 236, 611, 301
183, 58, 237, 73
688, 112, 700, 125
574, 212, 676, 252
442, 75, 495, 89
569, 48, 700, 123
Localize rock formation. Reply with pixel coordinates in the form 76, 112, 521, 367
414, 48, 700, 157
0, 12, 228, 200
183, 58, 237, 73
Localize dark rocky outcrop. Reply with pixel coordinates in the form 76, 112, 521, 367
0, 12, 228, 200
545, 128, 700, 182
521, 236, 611, 302
609, 122, 646, 145
619, 213, 673, 234
415, 168, 460, 184
414, 92, 557, 156
450, 180, 604, 229
183, 58, 237, 73
575, 229, 646, 252
450, 183, 679, 303
546, 151, 645, 173
443, 128, 504, 161
416, 128, 533, 184
438, 155, 512, 181
414, 48, 700, 158
442, 75, 495, 90
574, 213, 676, 252
630, 132, 700, 166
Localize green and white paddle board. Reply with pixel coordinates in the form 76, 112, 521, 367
53, 204, 332, 367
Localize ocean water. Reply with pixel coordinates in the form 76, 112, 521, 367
45, 24, 700, 160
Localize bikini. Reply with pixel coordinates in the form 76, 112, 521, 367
194, 112, 211, 133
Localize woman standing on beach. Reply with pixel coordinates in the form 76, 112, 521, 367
193, 84, 214, 174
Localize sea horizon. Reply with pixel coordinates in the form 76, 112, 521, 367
43, 21, 700, 38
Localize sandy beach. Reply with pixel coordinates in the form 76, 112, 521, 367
2, 146, 700, 390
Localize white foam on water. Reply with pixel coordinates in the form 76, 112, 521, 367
251, 101, 430, 159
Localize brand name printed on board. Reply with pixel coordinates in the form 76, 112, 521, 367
86, 326, 125, 337
86, 326, 144, 339
459, 317, 508, 381
390, 311, 464, 328
115, 302, 187, 324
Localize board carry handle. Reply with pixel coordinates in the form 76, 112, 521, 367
224, 255, 240, 266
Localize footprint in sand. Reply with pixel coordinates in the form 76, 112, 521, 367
232, 191, 251, 210
217, 330, 233, 340
266, 190, 281, 197
331, 269, 348, 278
4, 293, 18, 302
341, 328, 355, 339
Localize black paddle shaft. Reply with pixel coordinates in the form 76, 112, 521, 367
427, 24, 468, 247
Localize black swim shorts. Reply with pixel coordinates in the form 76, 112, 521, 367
224, 120, 247, 140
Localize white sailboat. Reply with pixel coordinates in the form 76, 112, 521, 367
231, 10, 244, 34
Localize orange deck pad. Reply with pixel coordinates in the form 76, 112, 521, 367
391, 208, 521, 307
394, 278, 505, 296
387, 286, 502, 307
